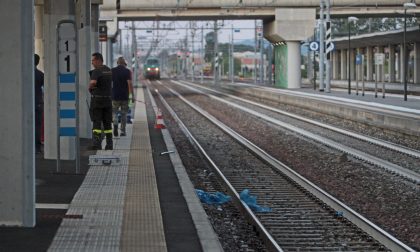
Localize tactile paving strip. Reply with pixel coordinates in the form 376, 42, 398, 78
120, 88, 167, 252
48, 157, 129, 251
48, 87, 167, 251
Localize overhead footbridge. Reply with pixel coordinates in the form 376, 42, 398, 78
100, 0, 420, 90
101, 0, 420, 21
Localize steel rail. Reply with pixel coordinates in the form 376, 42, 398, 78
152, 81, 283, 252
155, 80, 415, 252
172, 80, 420, 183
179, 80, 420, 159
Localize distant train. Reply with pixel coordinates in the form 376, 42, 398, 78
143, 57, 161, 80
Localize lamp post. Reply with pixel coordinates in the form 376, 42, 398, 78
403, 1, 417, 101
347, 16, 358, 95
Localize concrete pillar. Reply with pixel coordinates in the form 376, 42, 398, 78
44, 0, 76, 160
400, 43, 405, 83
307, 47, 313, 81
287, 41, 301, 88
414, 42, 420, 84
388, 45, 396, 83
264, 8, 315, 89
340, 49, 347, 80
76, 0, 91, 139
89, 1, 99, 131
35, 4, 44, 71
350, 48, 355, 80
0, 0, 35, 227
378, 46, 384, 82
397, 48, 401, 81
366, 46, 373, 81
107, 38, 113, 67
100, 39, 107, 64
91, 4, 99, 54
332, 51, 339, 80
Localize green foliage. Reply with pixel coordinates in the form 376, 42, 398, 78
232, 44, 255, 52
331, 17, 418, 37
204, 30, 262, 63
234, 58, 241, 75
204, 32, 215, 62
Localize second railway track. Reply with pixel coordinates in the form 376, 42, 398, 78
172, 80, 420, 182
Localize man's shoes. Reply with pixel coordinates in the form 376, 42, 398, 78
105, 144, 113, 150
113, 126, 119, 137
120, 132, 126, 137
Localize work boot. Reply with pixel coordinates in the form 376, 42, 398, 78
105, 133, 113, 150
113, 124, 119, 137
91, 132, 102, 150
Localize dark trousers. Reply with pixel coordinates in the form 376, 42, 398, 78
35, 105, 42, 152
91, 97, 112, 133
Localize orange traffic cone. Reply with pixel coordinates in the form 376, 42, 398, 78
155, 109, 166, 129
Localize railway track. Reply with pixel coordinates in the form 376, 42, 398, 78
178, 80, 420, 158
147, 80, 416, 251
169, 80, 420, 183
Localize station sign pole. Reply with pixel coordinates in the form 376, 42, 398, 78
319, 1, 325, 91
56, 20, 80, 174
325, 0, 332, 93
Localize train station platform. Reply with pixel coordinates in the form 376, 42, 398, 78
0, 85, 222, 252
293, 84, 420, 111
229, 80, 420, 110
221, 80, 420, 137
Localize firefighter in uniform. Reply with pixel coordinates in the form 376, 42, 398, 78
89, 52, 113, 150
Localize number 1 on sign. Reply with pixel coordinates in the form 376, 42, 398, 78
64, 55, 70, 72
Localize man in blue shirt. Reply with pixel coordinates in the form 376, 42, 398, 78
34, 54, 44, 154
111, 57, 134, 137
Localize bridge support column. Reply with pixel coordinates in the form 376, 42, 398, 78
287, 41, 301, 88
273, 42, 301, 89
0, 0, 35, 227
414, 42, 420, 84
388, 45, 396, 83
340, 49, 347, 80
44, 0, 76, 160
366, 46, 373, 81
264, 8, 315, 88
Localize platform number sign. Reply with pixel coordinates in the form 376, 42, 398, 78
56, 20, 78, 138
58, 22, 77, 74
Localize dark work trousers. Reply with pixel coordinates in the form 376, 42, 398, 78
35, 105, 43, 152
90, 97, 113, 149
91, 97, 112, 132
